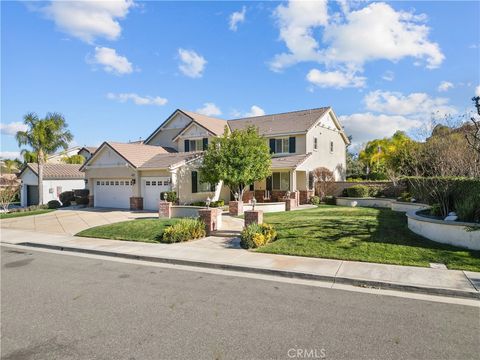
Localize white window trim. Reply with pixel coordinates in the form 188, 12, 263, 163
275, 137, 290, 155
272, 171, 290, 191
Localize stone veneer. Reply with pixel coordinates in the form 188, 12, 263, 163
244, 210, 263, 227
129, 197, 143, 211
229, 201, 243, 216
158, 201, 172, 218
299, 190, 314, 205
199, 208, 220, 235
285, 198, 297, 211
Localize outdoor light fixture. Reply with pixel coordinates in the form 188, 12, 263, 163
252, 197, 257, 211
162, 192, 168, 202
206, 197, 211, 208
234, 192, 239, 201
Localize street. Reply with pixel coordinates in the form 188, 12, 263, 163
1, 246, 479, 360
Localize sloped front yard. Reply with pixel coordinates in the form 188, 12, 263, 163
256, 206, 480, 272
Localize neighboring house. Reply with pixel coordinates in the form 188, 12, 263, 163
46, 146, 82, 164
81, 107, 349, 210
77, 146, 98, 162
18, 163, 85, 207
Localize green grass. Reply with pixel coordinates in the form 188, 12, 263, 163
76, 218, 179, 243
0, 209, 55, 219
256, 205, 480, 272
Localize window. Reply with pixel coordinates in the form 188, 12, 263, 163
192, 171, 215, 193
269, 137, 295, 154
115, 181, 119, 186
272, 172, 290, 191
152, 181, 157, 186
330, 141, 334, 153
101, 181, 105, 185
97, 181, 100, 185
275, 138, 289, 154
314, 137, 318, 150
185, 138, 207, 152
146, 181, 151, 186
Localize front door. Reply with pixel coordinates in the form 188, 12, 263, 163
27, 185, 39, 206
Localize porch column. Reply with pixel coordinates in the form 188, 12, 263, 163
290, 170, 297, 191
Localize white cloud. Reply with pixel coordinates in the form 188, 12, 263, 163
437, 81, 454, 92
244, 105, 266, 117
306, 68, 365, 88
0, 151, 21, 160
475, 85, 480, 97
0, 122, 28, 136
90, 46, 133, 75
107, 93, 167, 106
340, 112, 422, 149
364, 90, 456, 116
382, 71, 395, 81
196, 103, 222, 117
229, 6, 246, 31
42, 0, 134, 43
178, 49, 207, 78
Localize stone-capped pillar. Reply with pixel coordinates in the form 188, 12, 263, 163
88, 195, 94, 207
229, 201, 243, 216
291, 191, 299, 207
130, 197, 143, 210
244, 210, 263, 227
158, 201, 172, 218
199, 208, 218, 235
285, 198, 296, 211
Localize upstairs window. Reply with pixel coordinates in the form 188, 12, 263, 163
269, 137, 296, 154
330, 141, 334, 153
191, 171, 215, 193
184, 138, 208, 152
314, 137, 318, 150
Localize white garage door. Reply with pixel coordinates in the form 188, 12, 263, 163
142, 177, 171, 210
94, 179, 133, 209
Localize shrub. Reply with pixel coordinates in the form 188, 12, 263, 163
74, 189, 89, 198
310, 196, 320, 205
75, 197, 89, 205
59, 191, 75, 207
47, 200, 61, 209
160, 191, 177, 203
367, 185, 382, 198
161, 218, 206, 243
190, 200, 224, 207
346, 185, 370, 198
430, 203, 442, 217
324, 196, 336, 205
240, 223, 277, 249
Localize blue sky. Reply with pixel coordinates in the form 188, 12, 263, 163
1, 0, 479, 158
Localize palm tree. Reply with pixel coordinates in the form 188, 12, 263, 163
2, 159, 21, 174
20, 149, 37, 163
16, 113, 73, 204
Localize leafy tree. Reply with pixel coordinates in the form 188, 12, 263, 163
199, 126, 271, 200
20, 149, 37, 163
346, 151, 365, 178
62, 154, 85, 164
16, 113, 73, 204
1, 159, 22, 174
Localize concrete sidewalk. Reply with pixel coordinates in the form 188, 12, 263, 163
1, 228, 479, 299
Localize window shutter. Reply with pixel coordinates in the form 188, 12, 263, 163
289, 137, 296, 153
184, 140, 190, 152
269, 138, 276, 154
191, 171, 198, 193
249, 183, 254, 191
203, 138, 208, 151
210, 182, 216, 192
266, 175, 272, 191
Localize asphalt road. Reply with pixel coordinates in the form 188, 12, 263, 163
1, 246, 479, 360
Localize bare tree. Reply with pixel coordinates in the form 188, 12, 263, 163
312, 167, 335, 200
466, 96, 480, 155
0, 178, 19, 213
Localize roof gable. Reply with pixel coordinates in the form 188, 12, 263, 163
20, 163, 84, 179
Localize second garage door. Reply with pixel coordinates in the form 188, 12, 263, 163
142, 177, 171, 210
94, 179, 133, 209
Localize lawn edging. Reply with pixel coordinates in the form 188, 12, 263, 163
0, 209, 55, 220
14, 241, 480, 300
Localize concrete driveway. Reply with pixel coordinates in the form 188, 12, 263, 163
0, 208, 158, 235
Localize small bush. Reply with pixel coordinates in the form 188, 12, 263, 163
430, 203, 442, 217
346, 185, 370, 198
59, 191, 75, 207
324, 196, 336, 205
75, 197, 89, 205
190, 200, 224, 207
160, 191, 177, 203
161, 218, 206, 243
240, 223, 277, 249
74, 189, 89, 198
398, 192, 412, 203
47, 200, 61, 209
310, 196, 320, 205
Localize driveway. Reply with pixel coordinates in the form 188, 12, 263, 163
0, 208, 158, 235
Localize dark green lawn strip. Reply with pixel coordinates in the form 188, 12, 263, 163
0, 209, 55, 219
76, 218, 179, 243
256, 206, 480, 272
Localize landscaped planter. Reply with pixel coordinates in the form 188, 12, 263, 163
243, 202, 286, 213
335, 197, 394, 208
407, 210, 480, 250
171, 205, 206, 218
390, 201, 429, 213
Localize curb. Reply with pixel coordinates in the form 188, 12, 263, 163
16, 241, 480, 300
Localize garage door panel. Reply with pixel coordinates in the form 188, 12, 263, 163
142, 177, 171, 210
94, 179, 132, 209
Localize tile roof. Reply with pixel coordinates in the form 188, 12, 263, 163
271, 153, 312, 169
181, 110, 229, 136
24, 163, 85, 179
228, 107, 331, 136
107, 142, 175, 168
141, 152, 203, 169
80, 146, 98, 154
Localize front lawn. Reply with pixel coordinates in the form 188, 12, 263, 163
0, 209, 55, 219
76, 218, 179, 243
256, 205, 480, 272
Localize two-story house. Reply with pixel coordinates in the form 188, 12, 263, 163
80, 107, 349, 210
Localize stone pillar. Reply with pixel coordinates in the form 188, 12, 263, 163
244, 210, 263, 227
291, 191, 299, 207
299, 190, 314, 205
130, 197, 143, 210
285, 198, 296, 211
158, 201, 172, 218
88, 195, 94, 207
199, 208, 218, 235
229, 201, 243, 216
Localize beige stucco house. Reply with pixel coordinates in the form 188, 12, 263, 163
80, 107, 349, 210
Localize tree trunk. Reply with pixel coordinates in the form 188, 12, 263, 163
37, 150, 45, 205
